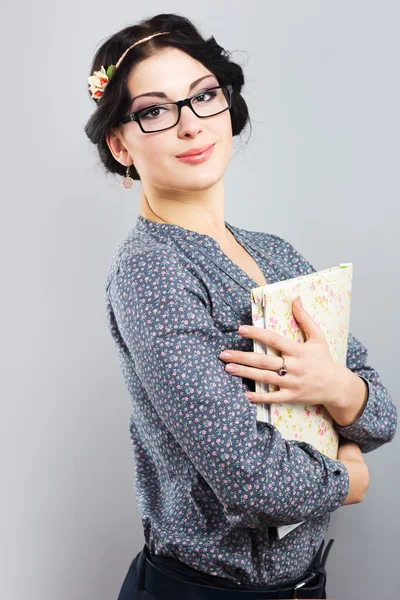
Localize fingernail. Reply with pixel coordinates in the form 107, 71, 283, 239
298, 296, 303, 307
244, 392, 253, 399
219, 351, 232, 359
238, 326, 249, 335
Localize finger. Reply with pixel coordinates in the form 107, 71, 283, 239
238, 325, 303, 356
219, 350, 293, 373
245, 389, 293, 404
292, 296, 323, 342
224, 363, 298, 389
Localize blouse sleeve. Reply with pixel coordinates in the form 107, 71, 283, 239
271, 234, 397, 454
107, 246, 350, 529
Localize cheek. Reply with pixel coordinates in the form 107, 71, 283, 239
219, 117, 233, 158
213, 110, 232, 135
131, 137, 164, 172
219, 114, 233, 149
221, 109, 233, 133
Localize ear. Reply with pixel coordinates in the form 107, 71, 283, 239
105, 127, 133, 167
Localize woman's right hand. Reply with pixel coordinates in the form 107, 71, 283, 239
337, 438, 370, 505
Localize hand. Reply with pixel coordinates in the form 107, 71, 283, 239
219, 296, 342, 409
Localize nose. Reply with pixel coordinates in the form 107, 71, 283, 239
177, 104, 203, 136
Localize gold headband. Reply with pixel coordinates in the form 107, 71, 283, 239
88, 31, 170, 100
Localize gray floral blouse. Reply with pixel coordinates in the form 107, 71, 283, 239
104, 214, 397, 586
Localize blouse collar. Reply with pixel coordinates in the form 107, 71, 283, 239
134, 214, 240, 249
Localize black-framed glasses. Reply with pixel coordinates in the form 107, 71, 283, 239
119, 84, 233, 133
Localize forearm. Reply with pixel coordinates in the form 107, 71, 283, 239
340, 459, 370, 505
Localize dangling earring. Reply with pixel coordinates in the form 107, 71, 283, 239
122, 164, 134, 190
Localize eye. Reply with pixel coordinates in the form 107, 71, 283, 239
192, 88, 218, 104
140, 105, 169, 120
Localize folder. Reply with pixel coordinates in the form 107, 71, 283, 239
250, 263, 353, 537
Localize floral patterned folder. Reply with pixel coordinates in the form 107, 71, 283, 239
250, 264, 353, 538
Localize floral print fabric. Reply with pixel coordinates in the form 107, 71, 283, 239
104, 214, 397, 586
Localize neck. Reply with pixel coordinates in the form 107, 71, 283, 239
139, 181, 234, 245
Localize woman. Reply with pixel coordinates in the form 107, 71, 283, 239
84, 13, 397, 600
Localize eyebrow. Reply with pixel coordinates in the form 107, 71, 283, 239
131, 74, 217, 103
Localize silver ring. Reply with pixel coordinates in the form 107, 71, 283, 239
276, 355, 287, 376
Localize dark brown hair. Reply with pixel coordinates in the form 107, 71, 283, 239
84, 13, 252, 180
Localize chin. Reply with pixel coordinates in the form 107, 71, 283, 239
182, 165, 225, 188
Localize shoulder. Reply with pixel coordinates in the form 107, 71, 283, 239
105, 230, 209, 305
230, 223, 316, 276
229, 222, 290, 254
104, 228, 179, 290
104, 228, 160, 291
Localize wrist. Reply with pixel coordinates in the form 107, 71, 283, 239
327, 364, 352, 409
327, 366, 369, 427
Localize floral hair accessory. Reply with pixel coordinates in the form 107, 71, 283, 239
88, 65, 116, 100
88, 31, 170, 101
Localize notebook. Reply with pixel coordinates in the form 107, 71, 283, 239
250, 263, 353, 538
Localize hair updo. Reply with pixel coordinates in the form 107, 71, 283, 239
84, 13, 252, 181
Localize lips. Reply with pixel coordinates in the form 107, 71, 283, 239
176, 143, 214, 158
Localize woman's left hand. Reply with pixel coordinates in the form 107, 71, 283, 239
219, 296, 343, 409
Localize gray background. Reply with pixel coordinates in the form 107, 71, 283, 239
2, 1, 399, 599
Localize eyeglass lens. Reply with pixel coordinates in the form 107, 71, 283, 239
137, 87, 231, 132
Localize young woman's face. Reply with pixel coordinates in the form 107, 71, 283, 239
110, 47, 233, 192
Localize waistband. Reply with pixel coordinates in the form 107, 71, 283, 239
135, 538, 335, 599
